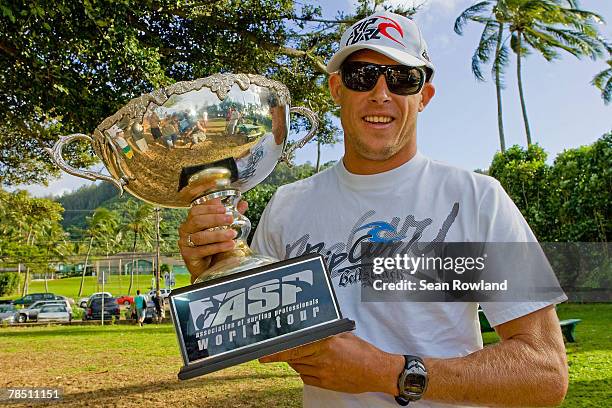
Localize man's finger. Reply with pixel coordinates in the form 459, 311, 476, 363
188, 204, 227, 218
237, 200, 248, 214
259, 343, 318, 363
180, 241, 236, 259
180, 229, 237, 247
179, 213, 234, 235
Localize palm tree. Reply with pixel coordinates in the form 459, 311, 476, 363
501, 0, 607, 145
455, 0, 510, 152
78, 208, 119, 297
592, 59, 612, 104
122, 200, 154, 295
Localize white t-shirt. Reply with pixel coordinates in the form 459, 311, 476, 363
251, 152, 567, 408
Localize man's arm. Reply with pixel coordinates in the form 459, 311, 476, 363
260, 305, 568, 407
423, 305, 568, 406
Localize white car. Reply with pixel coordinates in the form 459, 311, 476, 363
147, 289, 171, 300
36, 304, 71, 323
79, 292, 113, 308
17, 300, 72, 323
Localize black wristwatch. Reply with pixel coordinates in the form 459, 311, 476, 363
395, 355, 428, 406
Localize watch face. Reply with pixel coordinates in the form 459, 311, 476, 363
405, 372, 427, 394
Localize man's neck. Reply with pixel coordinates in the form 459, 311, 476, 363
342, 145, 418, 175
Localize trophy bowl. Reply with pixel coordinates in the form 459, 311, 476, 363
47, 73, 319, 281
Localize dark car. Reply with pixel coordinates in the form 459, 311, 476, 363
13, 293, 60, 307
84, 297, 121, 321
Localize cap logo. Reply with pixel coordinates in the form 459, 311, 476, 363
345, 16, 405, 48
376, 16, 405, 47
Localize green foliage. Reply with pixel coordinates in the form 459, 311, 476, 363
489, 143, 550, 236
0, 0, 417, 186
489, 134, 611, 290
244, 184, 280, 243
0, 272, 19, 296
546, 133, 611, 242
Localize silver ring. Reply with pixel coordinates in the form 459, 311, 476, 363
187, 234, 196, 248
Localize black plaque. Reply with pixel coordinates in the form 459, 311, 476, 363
169, 254, 355, 380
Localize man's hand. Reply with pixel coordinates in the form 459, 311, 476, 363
259, 332, 404, 395
178, 198, 248, 283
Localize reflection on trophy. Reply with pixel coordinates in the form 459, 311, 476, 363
47, 73, 319, 280
47, 73, 354, 379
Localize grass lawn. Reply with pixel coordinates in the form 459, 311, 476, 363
0, 303, 609, 407
1, 274, 193, 301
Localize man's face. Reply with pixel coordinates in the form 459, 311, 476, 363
329, 50, 435, 163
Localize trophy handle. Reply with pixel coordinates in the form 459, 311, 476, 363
45, 133, 125, 194
279, 106, 320, 165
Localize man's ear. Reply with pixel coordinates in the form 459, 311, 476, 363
328, 73, 342, 104
418, 82, 436, 112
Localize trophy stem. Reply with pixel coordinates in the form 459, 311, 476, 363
189, 168, 277, 283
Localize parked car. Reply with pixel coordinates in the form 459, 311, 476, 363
0, 304, 17, 324
36, 304, 71, 323
115, 295, 134, 307
147, 289, 171, 300
17, 300, 72, 323
79, 292, 113, 308
84, 297, 120, 321
13, 293, 60, 307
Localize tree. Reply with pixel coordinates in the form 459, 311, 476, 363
0, 0, 418, 186
121, 199, 154, 294
500, 0, 607, 145
455, 0, 510, 152
77, 207, 119, 297
0, 189, 66, 294
592, 59, 612, 104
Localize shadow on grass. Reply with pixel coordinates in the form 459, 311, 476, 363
0, 325, 175, 338
13, 374, 302, 408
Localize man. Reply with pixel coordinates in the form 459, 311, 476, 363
178, 12, 568, 407
134, 289, 147, 327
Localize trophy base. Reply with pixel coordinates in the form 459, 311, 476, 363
178, 318, 355, 380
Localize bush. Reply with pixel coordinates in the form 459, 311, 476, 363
0, 272, 20, 297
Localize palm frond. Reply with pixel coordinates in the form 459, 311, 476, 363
591, 62, 612, 104
454, 1, 493, 35
472, 20, 500, 80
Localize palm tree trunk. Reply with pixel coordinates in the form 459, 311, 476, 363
78, 236, 94, 297
128, 231, 137, 295
516, 32, 532, 146
495, 23, 506, 152
315, 138, 321, 172
22, 229, 34, 295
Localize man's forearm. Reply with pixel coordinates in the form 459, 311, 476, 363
420, 336, 568, 407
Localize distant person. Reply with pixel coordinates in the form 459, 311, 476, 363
152, 293, 164, 323
226, 105, 240, 136
134, 290, 147, 327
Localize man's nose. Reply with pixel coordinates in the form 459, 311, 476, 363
368, 75, 391, 104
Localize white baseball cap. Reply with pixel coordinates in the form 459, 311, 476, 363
326, 11, 435, 80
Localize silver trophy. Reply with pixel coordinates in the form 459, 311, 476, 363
47, 73, 318, 280
47, 74, 354, 378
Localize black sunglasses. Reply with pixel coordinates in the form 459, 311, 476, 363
340, 61, 426, 96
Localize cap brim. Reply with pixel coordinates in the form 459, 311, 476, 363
326, 43, 434, 75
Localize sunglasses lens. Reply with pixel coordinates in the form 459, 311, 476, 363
342, 63, 379, 92
341, 62, 425, 95
385, 67, 424, 95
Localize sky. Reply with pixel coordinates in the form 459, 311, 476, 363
14, 0, 612, 197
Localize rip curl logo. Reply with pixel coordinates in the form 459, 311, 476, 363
284, 204, 459, 287
346, 16, 405, 47
356, 221, 406, 243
